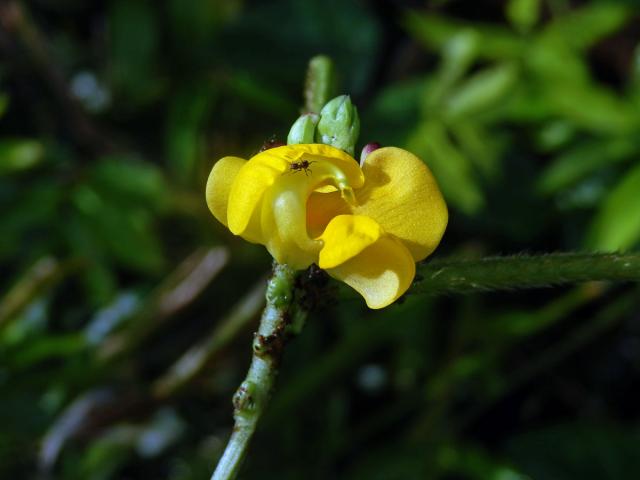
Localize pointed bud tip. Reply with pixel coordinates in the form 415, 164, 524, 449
359, 142, 381, 166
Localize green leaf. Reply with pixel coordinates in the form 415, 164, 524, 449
586, 163, 640, 251
0, 139, 44, 175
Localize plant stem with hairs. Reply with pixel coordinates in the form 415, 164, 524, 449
210, 263, 307, 480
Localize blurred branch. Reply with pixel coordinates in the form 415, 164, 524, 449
0, 256, 81, 328
153, 278, 266, 399
99, 247, 229, 361
0, 0, 115, 155
304, 55, 335, 114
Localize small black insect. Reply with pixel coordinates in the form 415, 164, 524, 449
289, 159, 315, 175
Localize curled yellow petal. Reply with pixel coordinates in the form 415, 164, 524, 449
227, 159, 282, 237
205, 156, 245, 227
354, 147, 448, 261
325, 234, 415, 309
227, 144, 363, 237
318, 215, 382, 269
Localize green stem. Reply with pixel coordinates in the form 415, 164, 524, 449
211, 263, 304, 480
304, 55, 335, 114
410, 252, 640, 295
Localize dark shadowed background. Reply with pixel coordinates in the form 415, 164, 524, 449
1, 0, 640, 478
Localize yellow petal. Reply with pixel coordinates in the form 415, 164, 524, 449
354, 147, 448, 261
325, 234, 416, 309
205, 156, 245, 227
318, 215, 382, 269
227, 157, 282, 236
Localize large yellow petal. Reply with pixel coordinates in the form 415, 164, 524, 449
325, 233, 416, 309
318, 215, 382, 269
205, 156, 245, 227
354, 147, 448, 261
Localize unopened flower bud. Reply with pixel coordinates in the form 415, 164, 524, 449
316, 95, 360, 156
287, 113, 319, 145
359, 142, 381, 166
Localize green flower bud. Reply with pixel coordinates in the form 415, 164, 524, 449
316, 95, 360, 156
287, 113, 319, 145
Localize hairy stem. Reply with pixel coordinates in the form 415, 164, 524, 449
211, 263, 304, 480
409, 252, 640, 295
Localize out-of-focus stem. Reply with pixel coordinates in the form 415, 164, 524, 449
304, 55, 335, 114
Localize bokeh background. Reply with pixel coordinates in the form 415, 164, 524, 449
1, 0, 640, 478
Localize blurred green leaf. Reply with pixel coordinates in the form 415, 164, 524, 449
91, 156, 166, 206
444, 63, 518, 121
108, 0, 160, 103
451, 122, 502, 179
165, 83, 217, 184
542, 4, 630, 51
507, 424, 640, 480
506, 0, 540, 33
5, 334, 86, 368
364, 78, 424, 145
526, 34, 591, 85
0, 139, 44, 175
227, 72, 298, 120
586, 162, 640, 251
426, 30, 479, 109
544, 83, 638, 134
535, 120, 577, 152
404, 11, 524, 60
71, 184, 165, 274
0, 181, 62, 261
538, 137, 638, 194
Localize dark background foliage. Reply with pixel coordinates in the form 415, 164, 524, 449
1, 0, 640, 478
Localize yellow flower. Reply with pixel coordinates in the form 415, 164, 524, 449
206, 144, 447, 309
